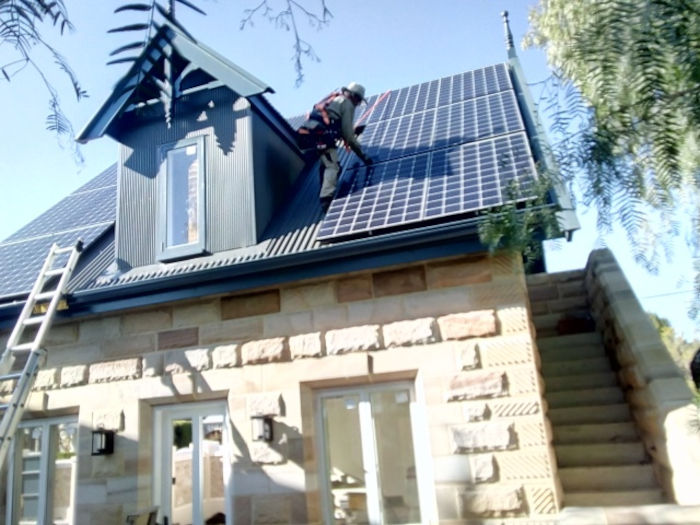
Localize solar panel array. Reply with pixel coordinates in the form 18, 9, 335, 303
0, 166, 117, 298
318, 63, 539, 241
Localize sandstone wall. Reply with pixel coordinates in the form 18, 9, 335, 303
0, 252, 559, 523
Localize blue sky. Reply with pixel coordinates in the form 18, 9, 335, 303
0, 0, 697, 339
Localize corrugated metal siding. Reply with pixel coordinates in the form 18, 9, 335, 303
116, 87, 258, 267
252, 112, 305, 241
210, 95, 255, 251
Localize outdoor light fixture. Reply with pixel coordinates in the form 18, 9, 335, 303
251, 415, 274, 442
91, 428, 115, 456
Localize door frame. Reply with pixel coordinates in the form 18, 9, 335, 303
152, 400, 232, 525
5, 415, 78, 525
314, 380, 437, 524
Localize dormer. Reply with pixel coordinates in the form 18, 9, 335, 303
77, 24, 304, 268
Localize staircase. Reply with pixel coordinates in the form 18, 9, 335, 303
527, 270, 666, 507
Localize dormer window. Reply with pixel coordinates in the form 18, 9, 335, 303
158, 136, 206, 261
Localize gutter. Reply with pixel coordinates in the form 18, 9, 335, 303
58, 216, 487, 318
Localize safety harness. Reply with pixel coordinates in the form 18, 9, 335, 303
296, 91, 346, 151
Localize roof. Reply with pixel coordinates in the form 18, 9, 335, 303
0, 60, 578, 324
77, 23, 273, 143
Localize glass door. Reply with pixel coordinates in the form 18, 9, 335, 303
316, 383, 435, 524
154, 402, 231, 525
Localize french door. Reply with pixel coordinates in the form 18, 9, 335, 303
153, 401, 231, 525
316, 382, 435, 524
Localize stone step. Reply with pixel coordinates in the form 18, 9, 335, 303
559, 464, 658, 492
546, 386, 625, 408
546, 372, 618, 392
548, 403, 631, 425
537, 332, 602, 352
555, 442, 648, 467
564, 489, 666, 507
542, 356, 612, 377
553, 421, 640, 444
538, 342, 607, 363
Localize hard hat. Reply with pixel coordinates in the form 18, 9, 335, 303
345, 82, 366, 102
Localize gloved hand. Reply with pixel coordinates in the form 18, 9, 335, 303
363, 155, 374, 166
354, 124, 366, 136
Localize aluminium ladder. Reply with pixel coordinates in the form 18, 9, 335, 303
0, 240, 82, 470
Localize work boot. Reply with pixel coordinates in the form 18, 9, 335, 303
320, 197, 332, 213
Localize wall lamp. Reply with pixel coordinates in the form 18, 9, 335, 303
91, 428, 115, 456
251, 415, 274, 442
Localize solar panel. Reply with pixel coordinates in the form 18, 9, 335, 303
0, 165, 117, 298
318, 63, 538, 241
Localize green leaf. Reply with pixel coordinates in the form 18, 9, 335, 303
107, 23, 151, 34
114, 3, 154, 13
174, 0, 206, 16
109, 41, 145, 56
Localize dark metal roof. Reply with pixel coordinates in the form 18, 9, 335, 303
77, 23, 273, 143
0, 61, 578, 322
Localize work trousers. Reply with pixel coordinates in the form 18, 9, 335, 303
319, 148, 340, 199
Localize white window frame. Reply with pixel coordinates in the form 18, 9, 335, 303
152, 401, 232, 525
314, 380, 437, 524
5, 416, 78, 525
157, 135, 207, 261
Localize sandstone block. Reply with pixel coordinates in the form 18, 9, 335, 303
45, 323, 78, 345
34, 368, 59, 390
460, 340, 480, 370
173, 300, 221, 327
477, 335, 533, 367
122, 309, 171, 334
496, 307, 529, 335
89, 358, 141, 383
250, 443, 285, 464
102, 333, 155, 359
438, 310, 497, 340
289, 332, 323, 359
382, 317, 438, 347
263, 311, 313, 338
527, 284, 559, 302
337, 275, 373, 302
325, 325, 381, 355
222, 290, 280, 320
212, 344, 240, 368
164, 348, 211, 374
79, 317, 121, 343
242, 337, 288, 365
281, 282, 335, 312
447, 371, 507, 401
373, 266, 426, 297
451, 421, 516, 452
142, 352, 163, 377
426, 256, 492, 288
247, 392, 283, 416
60, 365, 87, 387
157, 327, 199, 350
92, 408, 124, 431
460, 486, 524, 517
200, 317, 263, 345
471, 454, 497, 483
347, 297, 404, 326
463, 402, 490, 421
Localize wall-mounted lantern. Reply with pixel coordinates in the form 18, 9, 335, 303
91, 428, 115, 456
251, 415, 274, 442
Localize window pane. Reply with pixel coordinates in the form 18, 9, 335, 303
322, 395, 368, 524
17, 427, 42, 523
172, 418, 193, 525
167, 145, 200, 248
51, 422, 77, 524
202, 415, 226, 525
371, 389, 420, 524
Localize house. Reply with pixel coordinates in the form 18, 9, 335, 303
1, 14, 699, 525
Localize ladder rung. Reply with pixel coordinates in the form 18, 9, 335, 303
54, 246, 75, 255
45, 268, 65, 277
0, 404, 8, 412
0, 373, 23, 382
34, 291, 57, 302
9, 343, 35, 353
23, 315, 46, 326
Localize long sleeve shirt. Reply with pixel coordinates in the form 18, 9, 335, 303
326, 95, 367, 160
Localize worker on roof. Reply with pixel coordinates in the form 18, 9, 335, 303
297, 82, 374, 212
